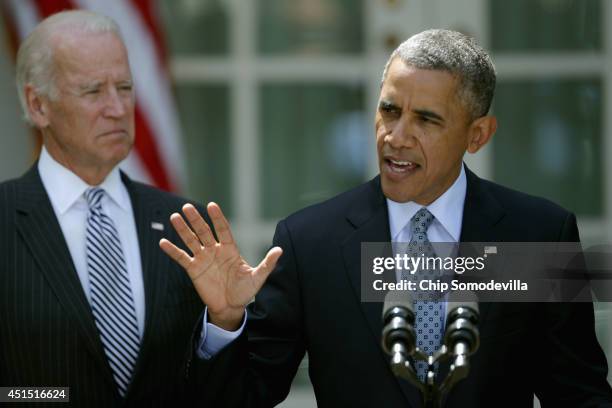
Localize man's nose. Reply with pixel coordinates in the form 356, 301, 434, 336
384, 118, 417, 149
104, 88, 128, 118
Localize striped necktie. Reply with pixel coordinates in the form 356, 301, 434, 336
85, 187, 140, 397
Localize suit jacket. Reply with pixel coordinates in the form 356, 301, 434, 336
0, 165, 205, 407
192, 167, 612, 407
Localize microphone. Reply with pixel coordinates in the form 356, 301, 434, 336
381, 291, 417, 379
381, 289, 481, 406
443, 291, 480, 380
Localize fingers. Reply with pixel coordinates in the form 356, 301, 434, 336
207, 202, 235, 244
169, 212, 202, 255
254, 246, 283, 282
159, 238, 192, 270
182, 204, 216, 247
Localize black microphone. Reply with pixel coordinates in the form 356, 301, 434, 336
381, 291, 416, 377
444, 291, 480, 372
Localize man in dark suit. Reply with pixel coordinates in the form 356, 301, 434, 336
162, 30, 612, 406
0, 10, 210, 406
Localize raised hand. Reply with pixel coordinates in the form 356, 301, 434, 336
159, 202, 282, 330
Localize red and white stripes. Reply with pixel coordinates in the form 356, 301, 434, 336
2, 0, 185, 192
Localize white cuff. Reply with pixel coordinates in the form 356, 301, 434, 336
196, 307, 246, 360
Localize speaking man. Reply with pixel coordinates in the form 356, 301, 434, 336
0, 10, 236, 406
161, 29, 612, 407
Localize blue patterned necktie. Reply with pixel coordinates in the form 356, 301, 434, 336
408, 208, 444, 381
85, 187, 140, 397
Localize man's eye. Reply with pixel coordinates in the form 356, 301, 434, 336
119, 85, 133, 92
86, 89, 100, 95
380, 105, 398, 114
419, 115, 437, 125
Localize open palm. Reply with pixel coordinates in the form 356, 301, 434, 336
159, 202, 282, 330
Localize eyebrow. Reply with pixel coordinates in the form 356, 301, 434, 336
378, 100, 400, 112
79, 78, 133, 86
413, 108, 445, 123
78, 82, 102, 92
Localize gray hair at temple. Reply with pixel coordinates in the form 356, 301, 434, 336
15, 10, 122, 125
381, 29, 496, 120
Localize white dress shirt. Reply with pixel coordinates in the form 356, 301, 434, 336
387, 165, 466, 248
198, 166, 468, 359
38, 147, 146, 338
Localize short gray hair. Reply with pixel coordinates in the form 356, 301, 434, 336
381, 29, 496, 120
15, 10, 122, 125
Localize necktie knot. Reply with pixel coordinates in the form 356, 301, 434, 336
410, 207, 435, 238
85, 187, 105, 209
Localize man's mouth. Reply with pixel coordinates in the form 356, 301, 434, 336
385, 158, 420, 173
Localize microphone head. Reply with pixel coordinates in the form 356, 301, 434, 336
381, 291, 416, 355
446, 290, 479, 323
382, 290, 414, 320
444, 290, 480, 355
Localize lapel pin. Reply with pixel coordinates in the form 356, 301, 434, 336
151, 222, 164, 231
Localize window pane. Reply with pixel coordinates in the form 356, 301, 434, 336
490, 0, 601, 51
261, 84, 368, 218
157, 0, 229, 55
257, 0, 364, 55
175, 85, 232, 215
493, 79, 602, 216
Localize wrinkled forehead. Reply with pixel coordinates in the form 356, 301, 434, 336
50, 31, 132, 81
382, 59, 460, 99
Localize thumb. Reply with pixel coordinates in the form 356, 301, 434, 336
254, 246, 283, 282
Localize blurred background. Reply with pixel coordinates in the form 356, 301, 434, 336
0, 0, 611, 406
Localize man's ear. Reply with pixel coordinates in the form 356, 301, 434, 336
466, 115, 497, 154
24, 84, 50, 128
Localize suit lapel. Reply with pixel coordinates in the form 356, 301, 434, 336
122, 174, 170, 387
14, 166, 116, 389
459, 166, 506, 328
341, 180, 389, 344
340, 177, 422, 407
460, 167, 505, 244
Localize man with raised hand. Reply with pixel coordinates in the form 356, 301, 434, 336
162, 29, 612, 407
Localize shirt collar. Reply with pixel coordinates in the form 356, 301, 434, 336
38, 147, 129, 214
386, 164, 467, 241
